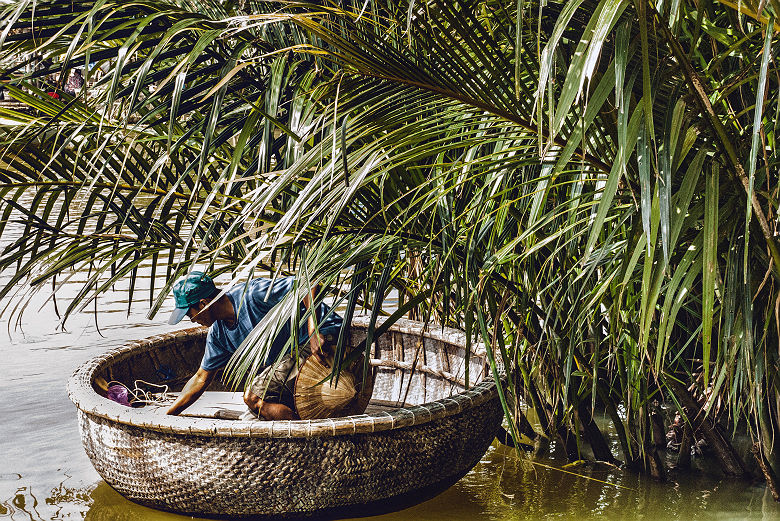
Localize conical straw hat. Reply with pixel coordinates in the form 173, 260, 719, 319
295, 355, 374, 420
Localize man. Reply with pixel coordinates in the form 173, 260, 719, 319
165, 271, 341, 419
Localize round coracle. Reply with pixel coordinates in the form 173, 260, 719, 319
67, 316, 503, 518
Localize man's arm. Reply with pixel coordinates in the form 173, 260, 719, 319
166, 368, 216, 415
303, 284, 331, 364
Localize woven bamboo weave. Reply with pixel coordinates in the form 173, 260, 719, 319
68, 317, 503, 518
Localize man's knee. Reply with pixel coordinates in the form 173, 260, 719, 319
244, 388, 261, 411
258, 400, 298, 420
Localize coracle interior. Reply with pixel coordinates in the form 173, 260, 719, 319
94, 323, 488, 414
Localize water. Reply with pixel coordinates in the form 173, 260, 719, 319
2, 247, 780, 520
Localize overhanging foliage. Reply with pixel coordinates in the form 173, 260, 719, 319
1, 0, 779, 479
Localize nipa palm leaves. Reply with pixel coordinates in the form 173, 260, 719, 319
1, 0, 779, 480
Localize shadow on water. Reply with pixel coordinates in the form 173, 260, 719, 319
4, 443, 780, 521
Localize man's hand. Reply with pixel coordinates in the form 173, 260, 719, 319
309, 332, 333, 367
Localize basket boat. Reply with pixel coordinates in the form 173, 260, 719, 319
67, 316, 503, 519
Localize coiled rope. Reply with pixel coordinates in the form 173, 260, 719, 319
107, 380, 171, 406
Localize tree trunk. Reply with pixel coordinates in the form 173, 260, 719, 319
651, 411, 666, 448
668, 380, 748, 477
511, 369, 542, 440
557, 424, 581, 462
646, 446, 666, 481
597, 385, 637, 469
578, 402, 618, 464
520, 368, 550, 435
752, 443, 780, 502
676, 419, 692, 469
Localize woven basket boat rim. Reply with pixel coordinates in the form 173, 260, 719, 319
67, 316, 497, 438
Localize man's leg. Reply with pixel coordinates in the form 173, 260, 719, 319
243, 389, 297, 420
244, 352, 302, 420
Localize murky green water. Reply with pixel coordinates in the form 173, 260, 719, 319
1, 243, 780, 520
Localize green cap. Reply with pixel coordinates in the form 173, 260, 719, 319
168, 271, 217, 324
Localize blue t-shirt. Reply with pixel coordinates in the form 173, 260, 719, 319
200, 276, 343, 371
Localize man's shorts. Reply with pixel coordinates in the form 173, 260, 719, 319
249, 348, 307, 412
248, 330, 339, 413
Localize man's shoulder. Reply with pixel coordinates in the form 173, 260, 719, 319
229, 276, 294, 301
226, 277, 269, 300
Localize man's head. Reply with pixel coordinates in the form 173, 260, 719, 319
168, 271, 219, 326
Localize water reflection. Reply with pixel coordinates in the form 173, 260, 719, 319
0, 480, 88, 521
356, 444, 780, 521
86, 484, 187, 521
3, 443, 780, 521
